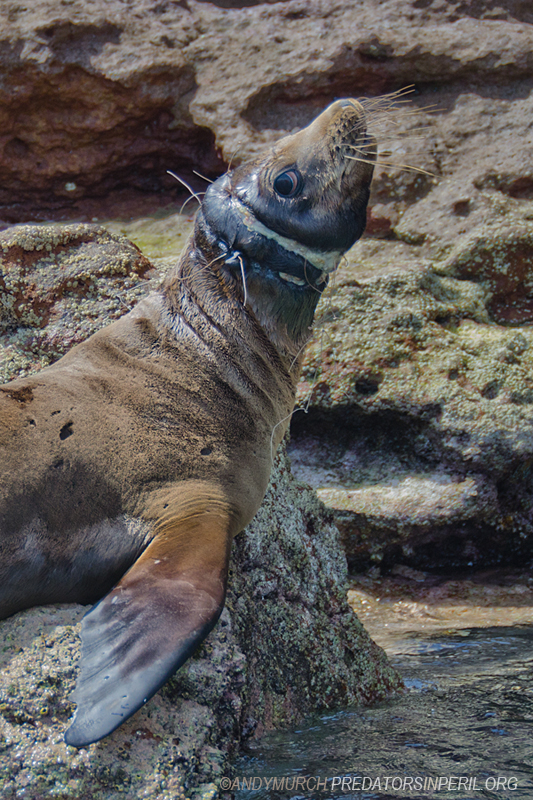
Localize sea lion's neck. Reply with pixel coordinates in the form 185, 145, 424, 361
162, 219, 319, 367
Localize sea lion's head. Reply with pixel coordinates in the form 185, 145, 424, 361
195, 99, 376, 350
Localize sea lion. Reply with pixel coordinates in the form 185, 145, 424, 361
0, 98, 376, 747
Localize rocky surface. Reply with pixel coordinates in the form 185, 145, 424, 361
291, 208, 533, 571
1, 0, 533, 227
0, 604, 235, 800
0, 225, 401, 799
227, 451, 399, 734
0, 224, 156, 379
0, 451, 400, 800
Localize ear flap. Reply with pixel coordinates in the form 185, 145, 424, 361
65, 493, 234, 747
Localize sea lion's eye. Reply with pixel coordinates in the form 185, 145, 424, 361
273, 170, 301, 197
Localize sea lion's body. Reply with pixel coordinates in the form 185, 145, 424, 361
0, 292, 289, 610
0, 99, 376, 746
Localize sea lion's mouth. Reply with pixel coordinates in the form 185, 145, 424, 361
230, 193, 343, 276
278, 271, 326, 288
278, 272, 306, 286
216, 228, 328, 291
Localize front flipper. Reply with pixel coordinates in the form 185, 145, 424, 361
65, 486, 236, 747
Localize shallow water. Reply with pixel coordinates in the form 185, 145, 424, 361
232, 571, 533, 800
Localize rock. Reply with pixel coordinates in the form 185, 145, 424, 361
0, 224, 401, 798
0, 450, 400, 799
440, 218, 533, 326
291, 215, 533, 571
0, 604, 240, 800
2, 0, 533, 232
0, 223, 157, 379
226, 450, 400, 734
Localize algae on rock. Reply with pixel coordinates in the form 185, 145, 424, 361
292, 217, 533, 571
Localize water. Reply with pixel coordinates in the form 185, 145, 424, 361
231, 572, 533, 800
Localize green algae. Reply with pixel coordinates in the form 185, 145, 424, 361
105, 209, 195, 266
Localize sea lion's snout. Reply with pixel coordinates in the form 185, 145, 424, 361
201, 98, 375, 282
230, 96, 376, 258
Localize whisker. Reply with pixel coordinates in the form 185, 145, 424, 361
376, 161, 435, 177
367, 114, 437, 135
289, 337, 313, 372
370, 105, 438, 118
377, 140, 430, 155
179, 192, 206, 214
359, 85, 417, 108
378, 131, 431, 141
365, 110, 437, 130
354, 125, 434, 140
167, 170, 203, 204
167, 170, 206, 214
192, 169, 214, 184
359, 88, 438, 136
344, 155, 379, 166
345, 154, 435, 177
344, 90, 438, 181
303, 260, 323, 295
270, 410, 298, 464
345, 133, 430, 154
202, 253, 227, 272
367, 99, 438, 112
237, 254, 248, 307
172, 253, 227, 290
226, 143, 242, 174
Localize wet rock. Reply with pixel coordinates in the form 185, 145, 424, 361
0, 224, 401, 798
226, 451, 400, 735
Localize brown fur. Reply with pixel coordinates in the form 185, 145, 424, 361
0, 98, 376, 746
